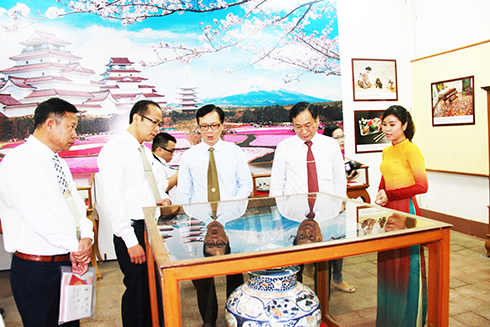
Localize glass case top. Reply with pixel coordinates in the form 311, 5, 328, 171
144, 192, 448, 263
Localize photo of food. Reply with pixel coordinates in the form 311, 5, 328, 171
354, 110, 390, 153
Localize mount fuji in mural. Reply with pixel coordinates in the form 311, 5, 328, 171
201, 77, 330, 107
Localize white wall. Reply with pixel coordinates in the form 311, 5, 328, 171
338, 0, 489, 224
411, 0, 490, 223
337, 0, 415, 202
412, 0, 490, 59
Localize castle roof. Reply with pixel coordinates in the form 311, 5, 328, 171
107, 57, 134, 66
0, 94, 23, 106
0, 62, 68, 74
21, 30, 70, 47
0, 76, 36, 89
10, 49, 82, 61
25, 89, 93, 99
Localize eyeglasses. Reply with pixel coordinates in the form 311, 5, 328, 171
199, 123, 221, 131
293, 124, 315, 133
161, 147, 175, 154
204, 240, 227, 249
140, 114, 163, 128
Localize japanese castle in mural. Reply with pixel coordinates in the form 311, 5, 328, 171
0, 30, 169, 117
0, 30, 328, 117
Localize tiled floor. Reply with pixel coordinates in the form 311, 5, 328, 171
1, 230, 489, 326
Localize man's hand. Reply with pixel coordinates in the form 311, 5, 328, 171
157, 198, 171, 206
70, 238, 92, 275
127, 244, 146, 264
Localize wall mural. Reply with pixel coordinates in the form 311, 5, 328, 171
0, 0, 342, 177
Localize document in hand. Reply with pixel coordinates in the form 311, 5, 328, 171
58, 266, 96, 324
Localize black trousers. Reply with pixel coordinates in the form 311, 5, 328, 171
10, 255, 79, 327
114, 223, 154, 327
192, 274, 244, 324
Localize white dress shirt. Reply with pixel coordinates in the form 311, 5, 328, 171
176, 139, 253, 204
0, 135, 93, 255
97, 131, 168, 248
270, 133, 347, 197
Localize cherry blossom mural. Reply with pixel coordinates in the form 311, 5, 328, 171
0, 0, 342, 172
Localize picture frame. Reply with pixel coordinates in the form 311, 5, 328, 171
431, 76, 475, 126
352, 58, 398, 101
356, 206, 391, 236
354, 110, 390, 154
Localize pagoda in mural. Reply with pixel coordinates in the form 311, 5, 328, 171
0, 30, 101, 117
175, 81, 200, 112
85, 57, 166, 113
0, 31, 167, 117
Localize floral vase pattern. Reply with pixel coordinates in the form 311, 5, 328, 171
226, 266, 321, 327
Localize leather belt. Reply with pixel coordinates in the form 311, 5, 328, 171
131, 220, 145, 226
15, 251, 70, 263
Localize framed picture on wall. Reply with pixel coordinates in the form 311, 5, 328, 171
354, 110, 390, 153
431, 76, 475, 126
352, 59, 398, 101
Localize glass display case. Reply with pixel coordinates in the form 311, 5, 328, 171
249, 163, 371, 202
144, 192, 451, 327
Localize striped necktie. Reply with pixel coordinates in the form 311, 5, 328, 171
53, 154, 81, 240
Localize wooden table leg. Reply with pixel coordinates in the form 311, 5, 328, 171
426, 229, 450, 327
162, 269, 182, 327
317, 261, 340, 327
145, 232, 160, 327
87, 209, 101, 279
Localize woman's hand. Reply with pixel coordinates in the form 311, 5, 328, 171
375, 189, 388, 206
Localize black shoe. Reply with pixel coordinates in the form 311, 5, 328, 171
0, 308, 4, 315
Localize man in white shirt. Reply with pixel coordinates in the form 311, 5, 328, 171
176, 104, 252, 204
176, 104, 252, 327
270, 101, 355, 293
152, 132, 178, 201
0, 97, 93, 327
97, 100, 170, 327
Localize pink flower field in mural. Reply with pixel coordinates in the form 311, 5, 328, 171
0, 126, 291, 173
250, 135, 291, 147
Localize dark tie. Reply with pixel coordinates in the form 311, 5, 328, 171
305, 141, 318, 218
208, 147, 220, 218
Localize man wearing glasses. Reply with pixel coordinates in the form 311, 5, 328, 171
152, 132, 178, 200
176, 104, 252, 327
176, 104, 252, 204
97, 100, 170, 327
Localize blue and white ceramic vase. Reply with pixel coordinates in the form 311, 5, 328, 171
225, 266, 321, 327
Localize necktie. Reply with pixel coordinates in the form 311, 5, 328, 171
139, 145, 161, 202
53, 154, 81, 240
305, 141, 318, 218
208, 147, 220, 219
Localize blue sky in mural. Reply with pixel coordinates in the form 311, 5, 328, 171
0, 0, 341, 104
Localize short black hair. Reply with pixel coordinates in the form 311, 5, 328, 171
288, 102, 318, 122
152, 132, 177, 152
381, 105, 416, 141
129, 100, 160, 124
196, 104, 224, 125
323, 124, 341, 137
33, 98, 78, 129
